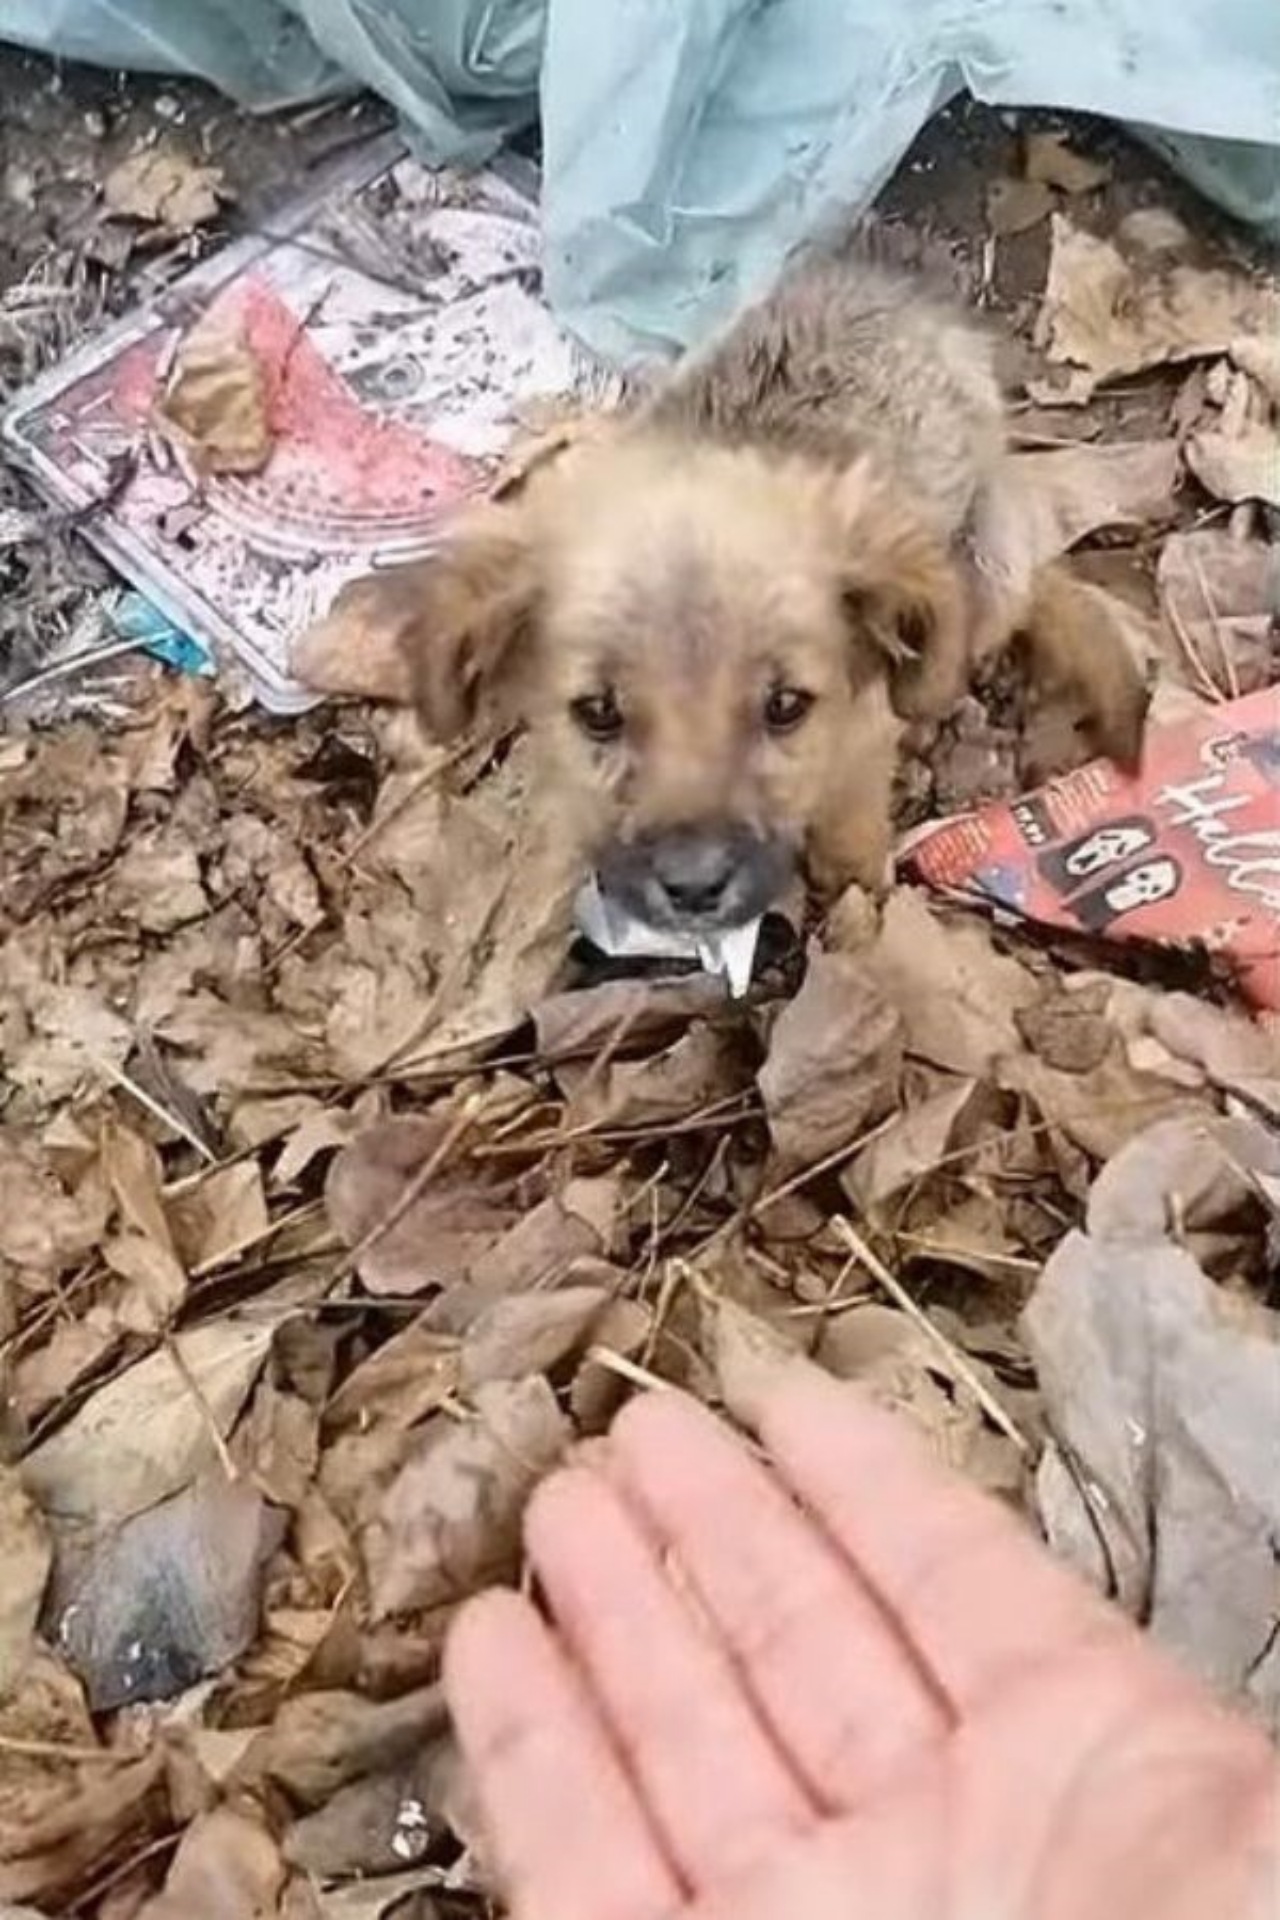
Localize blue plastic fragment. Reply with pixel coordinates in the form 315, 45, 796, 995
112, 591, 216, 679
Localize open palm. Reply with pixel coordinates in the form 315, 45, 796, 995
445, 1371, 1278, 1920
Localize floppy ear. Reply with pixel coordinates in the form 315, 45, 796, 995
397, 502, 539, 740
832, 462, 969, 722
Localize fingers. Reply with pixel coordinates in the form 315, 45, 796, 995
608, 1392, 947, 1808
444, 1589, 681, 1920
752, 1363, 1131, 1708
525, 1466, 814, 1885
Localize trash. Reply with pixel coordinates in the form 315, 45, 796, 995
2, 142, 605, 710
574, 874, 763, 999
903, 688, 1280, 1012
112, 590, 216, 678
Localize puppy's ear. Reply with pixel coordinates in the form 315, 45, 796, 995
397, 503, 539, 741
832, 462, 968, 722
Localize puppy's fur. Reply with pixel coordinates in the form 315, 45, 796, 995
388, 256, 1149, 928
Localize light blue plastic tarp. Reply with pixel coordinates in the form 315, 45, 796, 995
2, 0, 1277, 363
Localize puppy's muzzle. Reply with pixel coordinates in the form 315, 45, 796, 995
598, 825, 794, 932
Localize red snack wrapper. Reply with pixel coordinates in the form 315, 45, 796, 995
901, 688, 1280, 1012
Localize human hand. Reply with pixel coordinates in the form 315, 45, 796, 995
445, 1367, 1279, 1920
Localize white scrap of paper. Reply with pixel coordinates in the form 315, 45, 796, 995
574, 876, 761, 998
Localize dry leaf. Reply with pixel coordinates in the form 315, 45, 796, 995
10, 1307, 123, 1428
1023, 130, 1112, 194
432, 1179, 618, 1325
1085, 1112, 1280, 1246
1145, 992, 1280, 1116
110, 829, 209, 933
324, 1324, 461, 1436
1156, 529, 1278, 696
326, 1115, 515, 1297
48, 1476, 286, 1711
100, 1121, 187, 1328
1023, 1228, 1280, 1732
0, 1749, 168, 1909
758, 949, 902, 1174
842, 1077, 983, 1213
104, 145, 225, 231
986, 176, 1054, 237
459, 1285, 614, 1390
0, 1132, 109, 1278
238, 1684, 449, 1808
562, 1021, 748, 1132
23, 1314, 281, 1531
0, 1469, 50, 1703
1036, 215, 1278, 395
169, 1161, 270, 1272
533, 974, 724, 1071
138, 1803, 286, 1920
708, 1295, 809, 1429
103, 1229, 188, 1333
865, 892, 1037, 1078
1011, 439, 1180, 558
1185, 423, 1280, 509
363, 1377, 570, 1619
1000, 1043, 1205, 1163
156, 319, 272, 477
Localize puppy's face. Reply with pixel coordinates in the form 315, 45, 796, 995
396, 435, 965, 932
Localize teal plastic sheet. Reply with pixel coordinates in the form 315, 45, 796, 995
1, 0, 1276, 360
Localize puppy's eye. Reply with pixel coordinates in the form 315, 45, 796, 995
570, 690, 624, 742
763, 687, 814, 733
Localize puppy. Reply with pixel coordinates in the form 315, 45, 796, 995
386, 256, 1149, 934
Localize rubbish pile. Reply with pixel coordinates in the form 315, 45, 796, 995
0, 46, 1277, 1920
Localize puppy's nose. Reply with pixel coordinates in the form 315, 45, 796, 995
649, 831, 739, 917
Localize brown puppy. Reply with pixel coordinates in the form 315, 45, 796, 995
391, 256, 1149, 933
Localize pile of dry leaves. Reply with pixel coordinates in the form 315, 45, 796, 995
2, 128, 1279, 1920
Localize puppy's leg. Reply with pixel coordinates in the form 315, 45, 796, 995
804, 720, 900, 898
1015, 564, 1152, 768
966, 472, 1150, 769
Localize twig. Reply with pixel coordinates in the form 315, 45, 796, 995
752, 1113, 897, 1216
163, 1335, 239, 1482
0, 1732, 132, 1765
585, 1345, 673, 1396
94, 1050, 219, 1166
190, 1200, 325, 1279
1162, 590, 1228, 703
832, 1217, 1030, 1454
1188, 540, 1242, 701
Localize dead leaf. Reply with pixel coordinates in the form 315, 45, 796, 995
0, 1132, 109, 1279
842, 1077, 983, 1214
156, 318, 272, 477
23, 1314, 281, 1531
708, 1295, 808, 1429
1023, 130, 1112, 194
563, 1021, 748, 1133
1000, 1044, 1205, 1163
533, 975, 725, 1071
363, 1377, 570, 1619
238, 1684, 449, 1808
1015, 980, 1115, 1073
103, 1229, 188, 1333
324, 1324, 461, 1436
1186, 423, 1280, 509
1012, 439, 1180, 558
168, 1161, 270, 1272
234, 1384, 321, 1510
10, 1307, 123, 1428
0, 1749, 169, 1909
100, 1121, 187, 1328
865, 892, 1037, 1078
1036, 215, 1279, 396
110, 829, 209, 933
1145, 992, 1280, 1117
138, 1803, 286, 1920
1156, 528, 1278, 696
48, 1475, 285, 1711
0, 1469, 50, 1702
986, 177, 1054, 237
326, 1115, 515, 1297
429, 1179, 619, 1327
312, 1867, 446, 1918
1023, 1228, 1280, 1732
460, 1285, 614, 1390
758, 949, 902, 1174
1085, 1112, 1280, 1246
104, 145, 225, 231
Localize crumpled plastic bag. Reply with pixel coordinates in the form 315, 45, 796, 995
0, 0, 1276, 358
